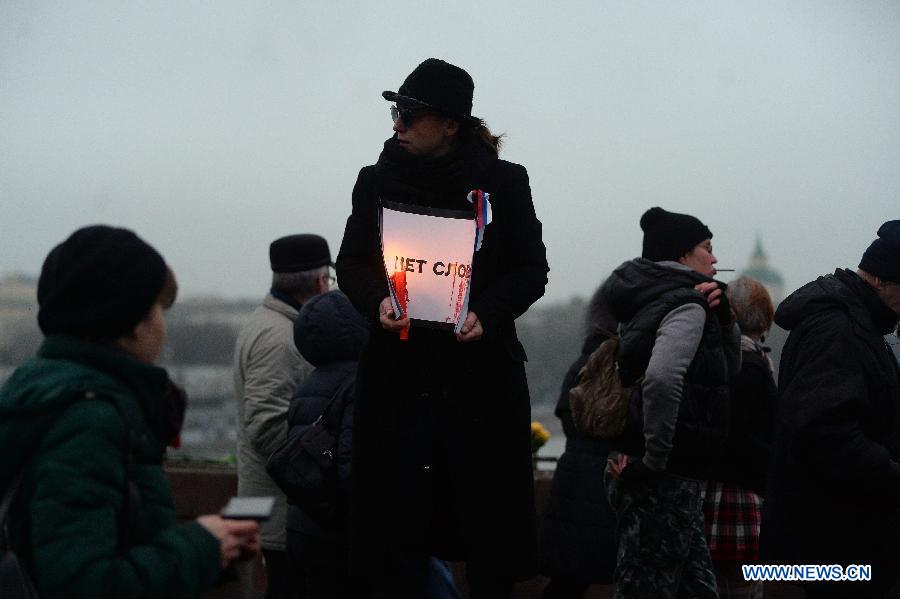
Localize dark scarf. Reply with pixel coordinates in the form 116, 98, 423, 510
374, 136, 497, 210
270, 288, 304, 312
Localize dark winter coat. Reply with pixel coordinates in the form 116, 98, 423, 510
761, 270, 900, 582
539, 332, 618, 584
0, 336, 221, 599
714, 343, 776, 494
336, 136, 549, 584
285, 290, 368, 535
606, 259, 734, 480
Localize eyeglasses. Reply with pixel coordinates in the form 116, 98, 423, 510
320, 271, 336, 289
390, 105, 429, 128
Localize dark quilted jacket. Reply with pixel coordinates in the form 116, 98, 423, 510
285, 290, 368, 535
0, 336, 220, 599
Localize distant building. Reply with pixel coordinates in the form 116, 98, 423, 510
0, 274, 37, 321
741, 237, 785, 305
0, 275, 40, 360
168, 296, 259, 329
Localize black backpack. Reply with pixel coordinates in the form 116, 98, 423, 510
267, 378, 353, 527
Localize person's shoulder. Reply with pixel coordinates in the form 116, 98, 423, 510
44, 390, 129, 451
487, 160, 532, 205
741, 348, 770, 368
262, 294, 299, 319
657, 286, 707, 317
493, 159, 528, 180
239, 300, 288, 334
793, 305, 853, 339
356, 164, 378, 184
237, 301, 297, 354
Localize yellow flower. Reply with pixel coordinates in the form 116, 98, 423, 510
531, 421, 551, 453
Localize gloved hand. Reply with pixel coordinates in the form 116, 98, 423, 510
713, 285, 735, 326
620, 460, 663, 486
695, 281, 734, 326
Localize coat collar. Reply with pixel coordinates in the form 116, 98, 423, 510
834, 269, 899, 335
37, 335, 170, 404
264, 293, 301, 320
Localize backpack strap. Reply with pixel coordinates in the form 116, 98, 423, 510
313, 377, 356, 428
118, 427, 141, 552
0, 471, 24, 552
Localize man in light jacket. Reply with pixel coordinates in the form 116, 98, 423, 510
233, 233, 332, 599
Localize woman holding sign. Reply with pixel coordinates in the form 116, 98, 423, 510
337, 58, 549, 596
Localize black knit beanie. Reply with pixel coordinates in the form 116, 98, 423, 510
640, 207, 713, 262
38, 225, 168, 340
859, 220, 900, 283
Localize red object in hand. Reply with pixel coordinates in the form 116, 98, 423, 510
390, 271, 410, 341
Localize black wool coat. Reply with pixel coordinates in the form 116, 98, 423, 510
713, 345, 776, 494
336, 137, 549, 585
761, 270, 900, 588
539, 332, 618, 585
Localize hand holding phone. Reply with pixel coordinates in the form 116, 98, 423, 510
196, 513, 261, 568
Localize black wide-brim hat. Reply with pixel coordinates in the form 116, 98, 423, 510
382, 58, 481, 125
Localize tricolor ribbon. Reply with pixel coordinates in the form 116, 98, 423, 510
466, 189, 492, 252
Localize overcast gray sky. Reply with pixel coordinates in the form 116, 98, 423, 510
2, 1, 898, 304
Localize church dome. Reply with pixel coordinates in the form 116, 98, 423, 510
740, 237, 784, 304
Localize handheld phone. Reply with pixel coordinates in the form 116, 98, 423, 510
221, 496, 275, 522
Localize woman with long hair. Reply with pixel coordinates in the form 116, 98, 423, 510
336, 58, 549, 597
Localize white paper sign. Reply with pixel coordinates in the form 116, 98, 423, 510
380, 203, 475, 332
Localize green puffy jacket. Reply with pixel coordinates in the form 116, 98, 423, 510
0, 336, 221, 599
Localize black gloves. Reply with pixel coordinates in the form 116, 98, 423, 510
713, 282, 735, 326
620, 460, 663, 486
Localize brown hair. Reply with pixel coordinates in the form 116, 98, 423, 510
726, 276, 774, 337
459, 119, 504, 156
584, 277, 618, 338
157, 266, 178, 309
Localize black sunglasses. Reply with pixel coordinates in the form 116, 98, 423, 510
390, 105, 431, 127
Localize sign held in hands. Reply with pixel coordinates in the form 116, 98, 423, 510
380, 202, 475, 333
